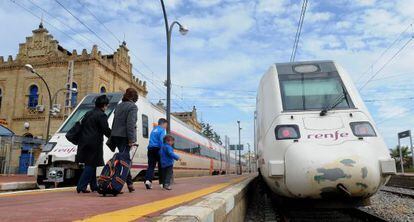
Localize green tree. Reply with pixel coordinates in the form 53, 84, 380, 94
390, 146, 412, 168
201, 122, 223, 145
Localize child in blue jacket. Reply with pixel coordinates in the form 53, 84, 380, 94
159, 135, 180, 190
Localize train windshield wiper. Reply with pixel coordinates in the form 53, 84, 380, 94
320, 90, 348, 116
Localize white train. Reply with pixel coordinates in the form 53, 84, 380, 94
29, 93, 241, 187
255, 60, 396, 200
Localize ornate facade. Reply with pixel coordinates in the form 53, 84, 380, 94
0, 23, 147, 139
172, 106, 202, 132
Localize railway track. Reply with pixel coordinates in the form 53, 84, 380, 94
261, 199, 387, 222
245, 178, 389, 222
381, 186, 414, 199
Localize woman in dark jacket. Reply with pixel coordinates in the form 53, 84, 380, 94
76, 95, 111, 193
111, 88, 138, 192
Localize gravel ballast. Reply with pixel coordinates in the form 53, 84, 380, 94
359, 186, 414, 222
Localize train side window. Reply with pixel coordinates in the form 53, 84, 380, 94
142, 114, 149, 138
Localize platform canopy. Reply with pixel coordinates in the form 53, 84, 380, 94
0, 125, 14, 137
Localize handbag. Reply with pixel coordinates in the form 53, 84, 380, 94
106, 137, 117, 152
66, 122, 82, 145
65, 111, 91, 145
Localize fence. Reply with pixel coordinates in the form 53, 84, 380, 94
0, 136, 45, 175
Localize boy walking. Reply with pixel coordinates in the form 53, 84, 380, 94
145, 118, 168, 189
159, 135, 180, 190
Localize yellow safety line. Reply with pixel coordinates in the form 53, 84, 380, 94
76, 176, 247, 222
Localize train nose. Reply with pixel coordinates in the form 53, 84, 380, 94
283, 142, 383, 199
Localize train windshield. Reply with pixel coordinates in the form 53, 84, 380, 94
59, 93, 123, 133
279, 72, 353, 111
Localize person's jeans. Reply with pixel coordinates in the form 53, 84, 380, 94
77, 165, 97, 191
145, 148, 162, 184
111, 136, 133, 186
162, 166, 173, 187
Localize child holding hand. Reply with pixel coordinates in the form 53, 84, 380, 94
159, 135, 180, 190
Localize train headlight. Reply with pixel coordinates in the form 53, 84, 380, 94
350, 122, 376, 137
275, 125, 301, 140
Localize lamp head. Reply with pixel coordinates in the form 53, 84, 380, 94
24, 64, 35, 73
179, 25, 189, 35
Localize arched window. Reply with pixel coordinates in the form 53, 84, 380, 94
100, 86, 106, 93
71, 82, 78, 107
28, 85, 39, 108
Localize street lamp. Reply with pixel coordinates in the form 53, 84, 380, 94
237, 120, 242, 175
51, 87, 77, 115
24, 64, 52, 141
160, 0, 188, 133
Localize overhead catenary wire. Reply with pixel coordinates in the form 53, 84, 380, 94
290, 0, 308, 62
356, 24, 413, 84
54, 0, 116, 52
52, 0, 190, 110
9, 0, 90, 51
26, 0, 106, 53
75, 0, 121, 44
358, 35, 414, 91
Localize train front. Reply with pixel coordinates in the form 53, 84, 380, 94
258, 61, 396, 200
28, 93, 122, 188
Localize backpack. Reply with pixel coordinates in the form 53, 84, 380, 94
65, 111, 92, 145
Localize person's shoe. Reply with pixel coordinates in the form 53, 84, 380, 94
160, 184, 164, 189
145, 180, 152, 189
164, 186, 172, 190
128, 185, 135, 193
77, 189, 91, 194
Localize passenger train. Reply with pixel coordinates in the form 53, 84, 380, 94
256, 60, 396, 200
29, 93, 242, 187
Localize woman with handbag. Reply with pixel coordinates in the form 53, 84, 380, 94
76, 95, 111, 193
110, 88, 138, 192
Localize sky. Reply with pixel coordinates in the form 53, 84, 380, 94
1, 0, 414, 151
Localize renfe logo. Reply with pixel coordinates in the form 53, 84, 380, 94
307, 131, 349, 141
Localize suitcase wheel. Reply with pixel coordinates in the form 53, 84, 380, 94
113, 193, 117, 197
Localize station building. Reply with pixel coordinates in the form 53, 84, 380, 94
0, 23, 147, 139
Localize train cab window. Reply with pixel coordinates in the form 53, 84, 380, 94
279, 72, 354, 111
142, 114, 149, 138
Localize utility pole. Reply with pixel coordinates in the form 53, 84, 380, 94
237, 120, 242, 175
225, 135, 230, 175
247, 143, 251, 173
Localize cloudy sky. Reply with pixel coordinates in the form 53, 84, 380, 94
1, 0, 414, 151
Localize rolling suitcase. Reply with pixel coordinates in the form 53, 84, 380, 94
97, 145, 138, 196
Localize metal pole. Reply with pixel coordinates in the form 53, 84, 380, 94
410, 133, 414, 169
237, 121, 242, 175
398, 138, 404, 174
32, 71, 52, 141
160, 0, 171, 133
8, 136, 14, 175
247, 143, 251, 173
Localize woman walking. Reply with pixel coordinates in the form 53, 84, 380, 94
76, 95, 111, 193
110, 88, 138, 192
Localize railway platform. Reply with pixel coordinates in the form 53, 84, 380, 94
0, 175, 36, 191
0, 174, 254, 222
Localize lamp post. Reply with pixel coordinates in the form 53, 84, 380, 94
24, 64, 52, 141
247, 143, 251, 173
237, 120, 242, 175
51, 88, 77, 115
160, 0, 188, 133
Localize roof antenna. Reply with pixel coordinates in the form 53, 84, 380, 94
39, 13, 44, 28
122, 32, 126, 45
